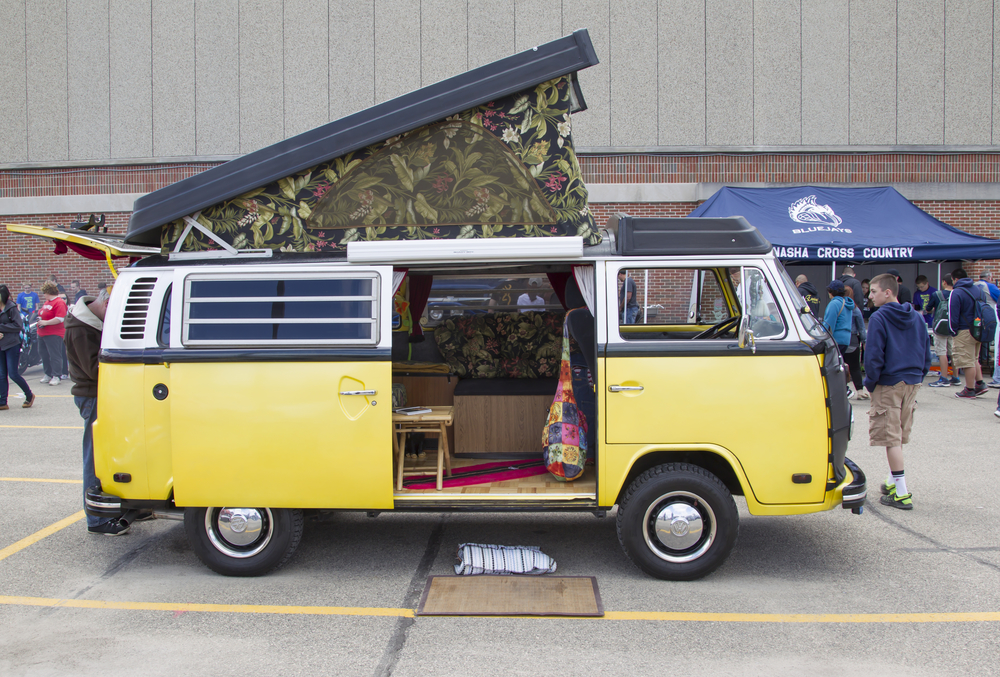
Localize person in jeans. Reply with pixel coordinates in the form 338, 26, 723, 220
948, 269, 990, 399
36, 281, 67, 385
65, 288, 129, 535
865, 274, 930, 510
927, 275, 961, 387
842, 287, 868, 399
0, 285, 35, 410
618, 270, 639, 324
823, 280, 855, 396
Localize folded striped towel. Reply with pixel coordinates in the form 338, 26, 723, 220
454, 543, 557, 576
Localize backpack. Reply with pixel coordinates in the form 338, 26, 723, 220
932, 290, 955, 337
959, 287, 998, 343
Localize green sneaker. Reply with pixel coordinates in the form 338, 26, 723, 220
880, 481, 895, 496
880, 492, 913, 510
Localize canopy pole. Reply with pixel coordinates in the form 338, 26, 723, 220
832, 260, 836, 282
937, 263, 941, 288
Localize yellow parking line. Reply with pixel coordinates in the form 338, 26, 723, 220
0, 477, 82, 484
602, 611, 1000, 623
0, 596, 414, 618
0, 594, 995, 622
0, 425, 83, 429
0, 511, 85, 562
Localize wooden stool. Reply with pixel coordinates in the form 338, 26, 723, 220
394, 406, 454, 491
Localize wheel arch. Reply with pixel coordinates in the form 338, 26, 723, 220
613, 448, 747, 507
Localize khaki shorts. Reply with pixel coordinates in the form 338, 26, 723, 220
869, 382, 920, 447
932, 332, 953, 357
952, 329, 980, 369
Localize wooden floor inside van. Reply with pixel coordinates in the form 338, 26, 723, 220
394, 457, 596, 501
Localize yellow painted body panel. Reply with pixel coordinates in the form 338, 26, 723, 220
142, 365, 173, 499
169, 362, 392, 509
93, 364, 152, 499
603, 354, 828, 505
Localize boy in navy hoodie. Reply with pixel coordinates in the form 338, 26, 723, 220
865, 273, 930, 510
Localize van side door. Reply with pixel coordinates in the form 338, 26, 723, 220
166, 265, 394, 510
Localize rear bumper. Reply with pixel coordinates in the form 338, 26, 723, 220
84, 485, 123, 519
85, 485, 180, 523
840, 457, 867, 514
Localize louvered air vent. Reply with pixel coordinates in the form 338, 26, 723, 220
119, 277, 157, 340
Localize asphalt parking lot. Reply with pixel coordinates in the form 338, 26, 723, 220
1, 363, 999, 677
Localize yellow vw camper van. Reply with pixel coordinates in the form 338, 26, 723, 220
9, 30, 864, 581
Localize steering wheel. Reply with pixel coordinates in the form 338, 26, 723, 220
692, 315, 741, 339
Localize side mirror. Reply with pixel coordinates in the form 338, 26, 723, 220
738, 316, 756, 354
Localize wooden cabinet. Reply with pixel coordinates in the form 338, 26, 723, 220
454, 395, 551, 455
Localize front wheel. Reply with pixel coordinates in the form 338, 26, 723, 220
184, 507, 304, 577
617, 463, 738, 581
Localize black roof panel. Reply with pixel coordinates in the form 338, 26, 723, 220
615, 216, 772, 256
126, 30, 599, 246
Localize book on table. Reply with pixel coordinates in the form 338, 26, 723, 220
394, 407, 433, 415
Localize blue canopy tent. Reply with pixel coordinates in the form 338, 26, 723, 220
688, 186, 1000, 263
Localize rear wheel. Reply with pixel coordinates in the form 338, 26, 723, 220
184, 507, 304, 577
617, 462, 738, 581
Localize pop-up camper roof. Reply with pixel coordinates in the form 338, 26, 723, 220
125, 30, 600, 253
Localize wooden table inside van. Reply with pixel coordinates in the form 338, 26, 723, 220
393, 406, 454, 491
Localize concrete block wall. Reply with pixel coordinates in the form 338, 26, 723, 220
7, 0, 1000, 165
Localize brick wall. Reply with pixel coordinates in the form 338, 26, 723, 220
4, 153, 1000, 290
579, 153, 1000, 184
0, 164, 219, 198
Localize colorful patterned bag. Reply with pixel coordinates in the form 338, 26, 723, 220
541, 316, 588, 481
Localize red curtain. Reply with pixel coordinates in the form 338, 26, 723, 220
408, 274, 433, 341
547, 272, 571, 308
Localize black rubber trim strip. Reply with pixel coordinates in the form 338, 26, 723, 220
599, 341, 819, 358
101, 347, 392, 364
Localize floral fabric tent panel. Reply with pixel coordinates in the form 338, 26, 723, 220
125, 31, 601, 252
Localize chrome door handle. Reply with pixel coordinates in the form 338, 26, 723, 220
340, 390, 377, 396
609, 385, 643, 392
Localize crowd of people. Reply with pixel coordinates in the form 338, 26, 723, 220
0, 275, 104, 405
0, 275, 133, 535
796, 266, 1000, 512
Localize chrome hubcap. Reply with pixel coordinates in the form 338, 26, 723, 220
205, 508, 273, 558
643, 491, 716, 563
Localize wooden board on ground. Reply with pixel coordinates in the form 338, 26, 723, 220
417, 575, 603, 616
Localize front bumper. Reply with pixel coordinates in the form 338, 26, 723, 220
840, 457, 867, 514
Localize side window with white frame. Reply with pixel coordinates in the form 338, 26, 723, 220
181, 273, 380, 347
739, 267, 786, 340
616, 267, 734, 339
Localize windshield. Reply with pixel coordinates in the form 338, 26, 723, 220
775, 261, 828, 340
